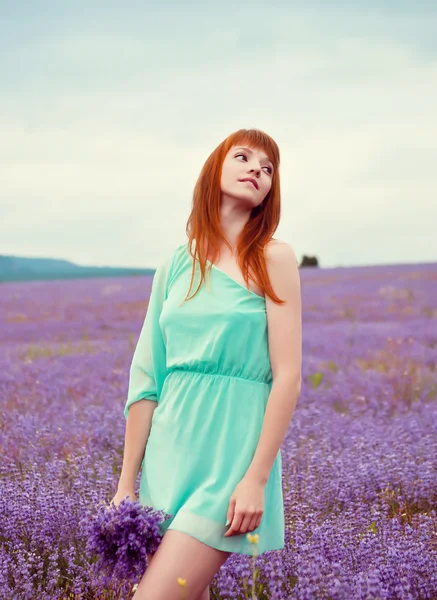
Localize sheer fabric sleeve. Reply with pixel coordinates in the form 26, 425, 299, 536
124, 253, 173, 419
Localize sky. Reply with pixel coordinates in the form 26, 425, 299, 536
1, 1, 436, 269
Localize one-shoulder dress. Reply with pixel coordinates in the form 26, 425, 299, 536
124, 241, 284, 555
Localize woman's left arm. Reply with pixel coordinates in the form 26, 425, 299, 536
224, 241, 302, 537
245, 240, 302, 485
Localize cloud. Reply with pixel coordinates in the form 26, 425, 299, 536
0, 3, 436, 267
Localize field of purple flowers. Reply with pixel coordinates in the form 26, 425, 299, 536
1, 262, 436, 599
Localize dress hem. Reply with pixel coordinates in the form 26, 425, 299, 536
152, 503, 285, 557
167, 522, 285, 556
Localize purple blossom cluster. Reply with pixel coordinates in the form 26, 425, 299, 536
0, 261, 436, 599
84, 497, 168, 588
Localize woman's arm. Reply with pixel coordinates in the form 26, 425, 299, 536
117, 250, 175, 494
224, 240, 302, 536
118, 399, 158, 492
245, 240, 302, 484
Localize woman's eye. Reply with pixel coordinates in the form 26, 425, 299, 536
236, 154, 272, 175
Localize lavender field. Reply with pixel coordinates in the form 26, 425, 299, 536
1, 263, 436, 599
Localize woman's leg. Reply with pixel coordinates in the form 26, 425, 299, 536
134, 530, 230, 600
196, 584, 210, 600
145, 551, 210, 599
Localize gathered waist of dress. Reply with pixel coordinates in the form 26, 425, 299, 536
167, 366, 272, 387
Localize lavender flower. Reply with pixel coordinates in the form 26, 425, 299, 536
85, 498, 170, 584
1, 264, 436, 598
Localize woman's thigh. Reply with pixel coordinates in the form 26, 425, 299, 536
134, 530, 231, 600
144, 551, 210, 599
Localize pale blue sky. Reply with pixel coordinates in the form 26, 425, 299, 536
1, 1, 436, 268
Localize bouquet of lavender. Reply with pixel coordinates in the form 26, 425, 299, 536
85, 497, 171, 585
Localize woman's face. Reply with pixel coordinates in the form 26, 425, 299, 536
220, 144, 274, 207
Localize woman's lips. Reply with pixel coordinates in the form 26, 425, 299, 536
239, 178, 258, 190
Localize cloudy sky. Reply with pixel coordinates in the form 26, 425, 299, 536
1, 1, 436, 269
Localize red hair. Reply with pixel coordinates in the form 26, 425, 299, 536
184, 128, 284, 304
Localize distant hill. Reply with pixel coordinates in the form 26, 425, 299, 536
0, 255, 155, 283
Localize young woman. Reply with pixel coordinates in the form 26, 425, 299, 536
112, 128, 302, 599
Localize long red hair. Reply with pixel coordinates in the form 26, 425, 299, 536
183, 128, 284, 304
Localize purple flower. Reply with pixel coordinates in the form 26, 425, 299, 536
84, 498, 171, 584
2, 265, 437, 598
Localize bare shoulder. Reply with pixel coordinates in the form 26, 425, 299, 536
264, 238, 299, 268
263, 238, 302, 383
263, 238, 301, 305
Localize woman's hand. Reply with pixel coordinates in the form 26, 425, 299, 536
110, 487, 137, 508
224, 475, 265, 537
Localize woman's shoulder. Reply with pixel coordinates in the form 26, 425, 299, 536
264, 238, 299, 267
151, 242, 189, 296
171, 241, 190, 266
264, 237, 296, 255
157, 241, 188, 268
161, 241, 190, 287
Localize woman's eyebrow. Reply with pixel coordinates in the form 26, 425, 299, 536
235, 147, 273, 165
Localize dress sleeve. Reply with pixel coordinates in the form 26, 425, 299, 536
124, 252, 173, 419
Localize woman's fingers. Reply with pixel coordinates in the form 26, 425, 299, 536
247, 514, 259, 533
224, 511, 262, 537
224, 511, 243, 537
239, 514, 254, 534
226, 497, 236, 527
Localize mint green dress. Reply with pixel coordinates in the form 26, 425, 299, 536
124, 241, 284, 555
